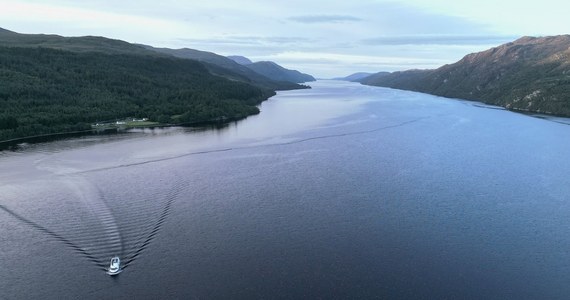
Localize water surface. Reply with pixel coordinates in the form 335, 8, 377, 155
1, 81, 570, 299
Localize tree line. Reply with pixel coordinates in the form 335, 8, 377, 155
0, 46, 274, 141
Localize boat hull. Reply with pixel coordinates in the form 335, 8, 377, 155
107, 269, 122, 276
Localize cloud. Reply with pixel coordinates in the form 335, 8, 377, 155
174, 36, 315, 48
361, 35, 518, 46
0, 0, 528, 77
257, 51, 449, 68
288, 14, 363, 23
175, 38, 260, 46
170, 36, 322, 57
230, 36, 316, 44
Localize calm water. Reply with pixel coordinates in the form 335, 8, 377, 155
1, 80, 570, 299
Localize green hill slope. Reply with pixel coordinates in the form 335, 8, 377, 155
0, 45, 270, 141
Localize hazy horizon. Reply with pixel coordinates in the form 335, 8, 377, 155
1, 0, 569, 78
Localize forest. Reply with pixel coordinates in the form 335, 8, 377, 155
0, 46, 273, 141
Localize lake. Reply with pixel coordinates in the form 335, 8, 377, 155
1, 80, 570, 299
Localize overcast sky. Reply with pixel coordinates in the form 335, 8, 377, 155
1, 0, 569, 78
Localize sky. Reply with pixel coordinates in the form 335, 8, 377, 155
1, 0, 569, 78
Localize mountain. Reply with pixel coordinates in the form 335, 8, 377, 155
0, 28, 306, 91
227, 55, 253, 65
334, 72, 377, 82
159, 49, 315, 84
141, 46, 304, 90
246, 61, 316, 83
226, 55, 315, 83
361, 35, 570, 116
0, 28, 15, 34
360, 70, 424, 87
0, 28, 281, 142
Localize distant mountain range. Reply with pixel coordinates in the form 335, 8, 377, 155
333, 72, 376, 82
244, 61, 315, 84
140, 46, 312, 90
227, 55, 252, 65
0, 27, 312, 142
226, 56, 316, 83
136, 45, 315, 86
360, 35, 570, 117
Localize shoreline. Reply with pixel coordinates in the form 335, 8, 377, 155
0, 115, 254, 151
359, 82, 570, 120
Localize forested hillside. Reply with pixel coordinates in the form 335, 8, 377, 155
0, 46, 270, 141
142, 45, 304, 90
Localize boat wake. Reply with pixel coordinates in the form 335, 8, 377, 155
73, 117, 429, 175
0, 169, 182, 274
1, 117, 429, 275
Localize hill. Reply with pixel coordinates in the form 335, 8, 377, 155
246, 61, 315, 83
0, 27, 153, 55
0, 29, 278, 142
334, 72, 377, 82
227, 54, 316, 84
361, 36, 570, 116
141, 46, 304, 90
227, 55, 252, 65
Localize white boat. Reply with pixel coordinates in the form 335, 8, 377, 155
107, 256, 122, 275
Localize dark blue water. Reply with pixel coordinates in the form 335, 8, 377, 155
1, 81, 570, 299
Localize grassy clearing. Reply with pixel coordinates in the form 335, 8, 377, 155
125, 121, 159, 127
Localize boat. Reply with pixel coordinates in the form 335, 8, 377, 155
107, 256, 122, 275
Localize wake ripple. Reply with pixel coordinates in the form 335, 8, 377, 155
75, 117, 428, 175
0, 173, 183, 274
1, 117, 427, 274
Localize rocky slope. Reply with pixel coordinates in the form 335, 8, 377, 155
361, 35, 570, 116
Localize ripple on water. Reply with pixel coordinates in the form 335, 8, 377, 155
0, 164, 183, 273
